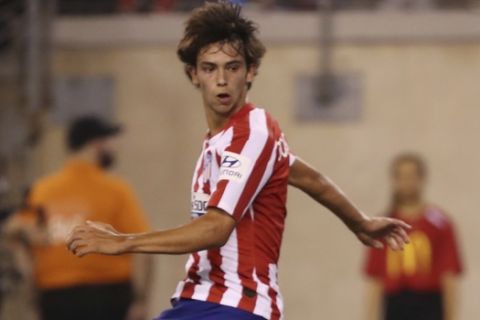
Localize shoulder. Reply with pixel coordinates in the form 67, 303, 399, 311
249, 107, 280, 133
232, 107, 279, 141
30, 171, 64, 197
424, 205, 455, 230
100, 173, 135, 195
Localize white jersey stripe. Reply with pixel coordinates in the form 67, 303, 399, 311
253, 267, 273, 318
191, 148, 204, 189
219, 229, 243, 307
269, 263, 284, 319
191, 250, 213, 301
216, 109, 269, 218
251, 128, 278, 209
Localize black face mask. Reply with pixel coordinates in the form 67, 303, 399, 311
97, 151, 116, 169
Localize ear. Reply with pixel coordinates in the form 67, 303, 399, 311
246, 64, 258, 85
187, 65, 200, 88
89, 139, 105, 152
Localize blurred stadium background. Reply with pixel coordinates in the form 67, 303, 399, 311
1, 0, 480, 319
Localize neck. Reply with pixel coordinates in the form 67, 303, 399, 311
70, 148, 97, 166
394, 197, 425, 218
205, 97, 248, 136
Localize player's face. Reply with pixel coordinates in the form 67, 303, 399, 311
391, 161, 425, 202
191, 42, 256, 117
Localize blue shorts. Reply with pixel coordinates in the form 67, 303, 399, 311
155, 299, 266, 320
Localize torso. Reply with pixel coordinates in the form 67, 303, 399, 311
366, 205, 462, 294
173, 104, 292, 320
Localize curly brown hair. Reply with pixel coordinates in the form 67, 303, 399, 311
177, 1, 266, 82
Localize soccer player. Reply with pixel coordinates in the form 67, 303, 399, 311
364, 153, 463, 320
66, 2, 411, 319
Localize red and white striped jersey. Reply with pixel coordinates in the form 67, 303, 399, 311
173, 103, 293, 320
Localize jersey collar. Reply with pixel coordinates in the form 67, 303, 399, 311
206, 103, 255, 142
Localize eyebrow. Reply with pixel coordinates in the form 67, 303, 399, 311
226, 60, 243, 67
199, 60, 244, 67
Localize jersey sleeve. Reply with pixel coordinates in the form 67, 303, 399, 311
437, 221, 463, 275
208, 126, 276, 222
288, 152, 296, 167
114, 181, 151, 234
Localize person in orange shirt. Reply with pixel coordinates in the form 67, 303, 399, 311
364, 153, 463, 320
6, 116, 153, 320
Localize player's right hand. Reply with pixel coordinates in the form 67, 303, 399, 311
66, 220, 128, 257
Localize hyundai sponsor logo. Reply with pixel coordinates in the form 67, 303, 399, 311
221, 156, 241, 168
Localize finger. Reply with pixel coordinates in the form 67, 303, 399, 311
392, 231, 406, 248
69, 239, 90, 252
390, 232, 405, 250
74, 245, 95, 257
67, 239, 78, 252
359, 234, 384, 249
389, 218, 412, 230
87, 220, 115, 233
394, 227, 410, 244
65, 234, 74, 246
386, 235, 400, 251
73, 225, 91, 232
66, 226, 85, 241
66, 234, 80, 248
67, 227, 90, 240
370, 240, 384, 249
68, 239, 83, 252
66, 232, 90, 247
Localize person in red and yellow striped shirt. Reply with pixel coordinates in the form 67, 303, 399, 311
364, 153, 463, 320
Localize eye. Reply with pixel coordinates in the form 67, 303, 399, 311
227, 64, 240, 71
202, 65, 215, 73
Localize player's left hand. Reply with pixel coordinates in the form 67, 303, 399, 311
66, 220, 128, 257
354, 217, 411, 251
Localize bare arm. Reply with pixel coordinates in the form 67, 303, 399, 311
442, 273, 459, 320
289, 158, 368, 232
289, 158, 410, 250
365, 278, 383, 320
66, 208, 236, 257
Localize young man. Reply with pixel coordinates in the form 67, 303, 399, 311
364, 153, 463, 320
7, 116, 152, 320
67, 3, 410, 319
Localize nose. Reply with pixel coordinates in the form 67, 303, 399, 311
216, 69, 227, 87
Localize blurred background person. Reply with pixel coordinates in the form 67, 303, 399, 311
5, 116, 153, 320
364, 153, 463, 320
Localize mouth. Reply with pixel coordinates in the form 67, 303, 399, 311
216, 93, 232, 105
